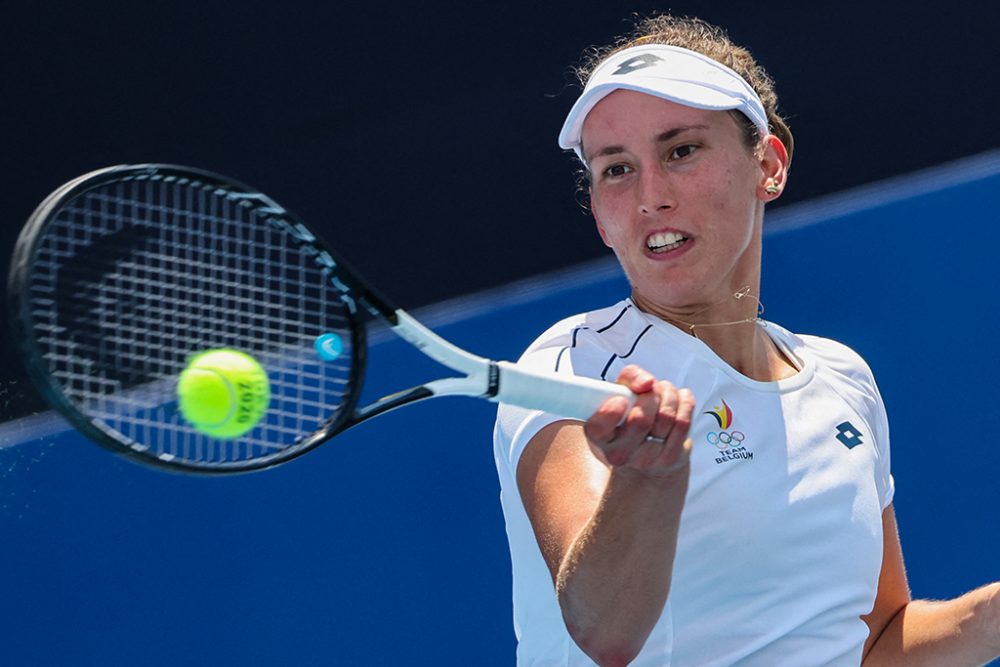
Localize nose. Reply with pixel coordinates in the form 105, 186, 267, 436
637, 167, 675, 215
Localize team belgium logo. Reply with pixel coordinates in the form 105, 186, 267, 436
704, 399, 753, 464
705, 400, 733, 430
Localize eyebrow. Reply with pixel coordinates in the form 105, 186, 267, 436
585, 124, 710, 162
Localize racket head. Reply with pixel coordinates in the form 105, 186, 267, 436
8, 164, 373, 473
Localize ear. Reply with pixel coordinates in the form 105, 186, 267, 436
757, 134, 790, 201
590, 189, 614, 248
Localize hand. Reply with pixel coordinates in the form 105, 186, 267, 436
582, 365, 694, 476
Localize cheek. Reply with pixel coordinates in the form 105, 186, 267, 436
699, 168, 756, 222
590, 191, 626, 243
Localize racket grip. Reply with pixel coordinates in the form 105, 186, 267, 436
493, 361, 635, 421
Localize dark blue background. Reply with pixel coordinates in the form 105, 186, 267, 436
3, 1, 998, 390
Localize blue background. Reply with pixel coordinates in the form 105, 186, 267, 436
1, 153, 998, 664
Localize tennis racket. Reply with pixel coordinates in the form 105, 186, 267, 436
7, 164, 633, 474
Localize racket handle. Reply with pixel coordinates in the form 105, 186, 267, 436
493, 361, 635, 421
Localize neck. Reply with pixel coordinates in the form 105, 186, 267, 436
691, 320, 796, 382
632, 287, 798, 382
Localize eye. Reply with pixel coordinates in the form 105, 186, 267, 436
670, 144, 698, 160
602, 163, 633, 179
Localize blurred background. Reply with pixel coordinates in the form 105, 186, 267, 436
2, 1, 999, 664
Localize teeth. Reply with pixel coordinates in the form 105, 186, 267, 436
647, 231, 687, 253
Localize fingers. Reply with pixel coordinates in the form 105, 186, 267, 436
615, 364, 658, 394
651, 385, 694, 444
583, 367, 656, 459
582, 365, 695, 473
581, 394, 631, 451
654, 386, 695, 471
580, 365, 656, 446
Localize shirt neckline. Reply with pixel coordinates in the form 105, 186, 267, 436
627, 299, 816, 393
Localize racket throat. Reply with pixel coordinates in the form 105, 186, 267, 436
353, 386, 436, 423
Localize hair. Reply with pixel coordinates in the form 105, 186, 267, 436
575, 14, 794, 169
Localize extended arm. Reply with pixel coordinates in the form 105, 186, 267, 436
517, 365, 694, 667
863, 506, 1000, 666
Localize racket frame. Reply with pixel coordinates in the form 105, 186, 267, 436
8, 165, 370, 472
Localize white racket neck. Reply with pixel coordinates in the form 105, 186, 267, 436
390, 310, 490, 377
390, 309, 634, 421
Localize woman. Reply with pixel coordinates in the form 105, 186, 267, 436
493, 14, 1000, 667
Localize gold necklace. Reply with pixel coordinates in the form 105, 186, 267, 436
661, 287, 765, 340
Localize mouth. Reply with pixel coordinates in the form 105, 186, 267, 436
646, 230, 690, 254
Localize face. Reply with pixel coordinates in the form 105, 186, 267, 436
582, 89, 780, 316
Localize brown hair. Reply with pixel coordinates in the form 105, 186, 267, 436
575, 14, 794, 166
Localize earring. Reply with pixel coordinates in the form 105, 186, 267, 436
765, 179, 780, 195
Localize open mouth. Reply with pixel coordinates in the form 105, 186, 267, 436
646, 230, 689, 254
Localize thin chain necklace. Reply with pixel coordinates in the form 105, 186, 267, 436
660, 286, 765, 340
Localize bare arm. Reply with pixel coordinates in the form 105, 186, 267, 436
517, 365, 694, 667
863, 506, 1000, 666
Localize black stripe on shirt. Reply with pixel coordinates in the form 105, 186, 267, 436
554, 326, 587, 372
596, 304, 632, 333
553, 304, 632, 373
600, 324, 653, 380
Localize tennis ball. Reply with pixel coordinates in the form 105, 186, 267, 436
177, 349, 270, 439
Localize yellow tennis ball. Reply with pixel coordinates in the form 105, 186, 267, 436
177, 349, 270, 439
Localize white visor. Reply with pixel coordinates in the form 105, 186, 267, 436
558, 44, 769, 161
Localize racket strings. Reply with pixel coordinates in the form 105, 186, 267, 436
26, 176, 358, 468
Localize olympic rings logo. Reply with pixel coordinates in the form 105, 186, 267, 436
706, 430, 746, 450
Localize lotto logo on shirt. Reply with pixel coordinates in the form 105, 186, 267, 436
704, 399, 754, 464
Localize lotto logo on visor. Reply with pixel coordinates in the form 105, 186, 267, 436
558, 44, 769, 161
612, 53, 663, 76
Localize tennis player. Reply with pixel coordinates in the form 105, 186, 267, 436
494, 14, 1000, 667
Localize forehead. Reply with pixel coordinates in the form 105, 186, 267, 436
580, 89, 736, 155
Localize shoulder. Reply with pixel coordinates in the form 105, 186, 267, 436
494, 300, 639, 467
769, 322, 880, 396
516, 300, 644, 362
802, 334, 876, 383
